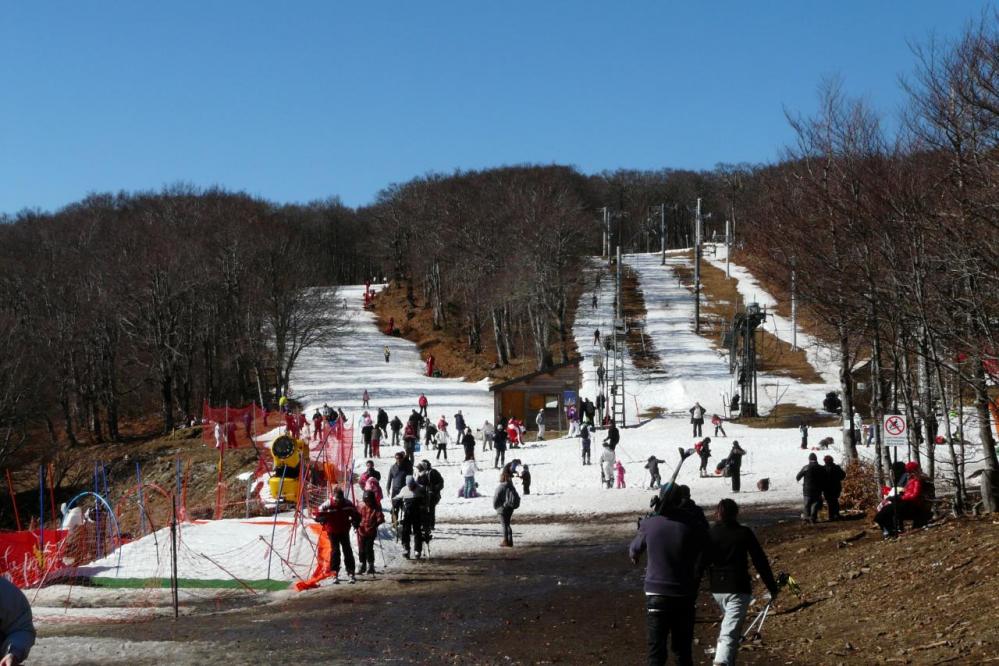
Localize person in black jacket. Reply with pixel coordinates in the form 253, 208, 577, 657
390, 415, 403, 446
697, 438, 712, 477
387, 452, 413, 528
705, 499, 778, 666
795, 453, 826, 523
727, 441, 746, 493
493, 424, 508, 469
822, 455, 846, 520
416, 460, 445, 531
630, 489, 708, 666
603, 421, 620, 450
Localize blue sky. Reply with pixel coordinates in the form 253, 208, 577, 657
0, 2, 990, 213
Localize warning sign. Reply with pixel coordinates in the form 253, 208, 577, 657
882, 414, 907, 448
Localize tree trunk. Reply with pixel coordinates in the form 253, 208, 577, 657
838, 327, 858, 462
492, 308, 508, 366
972, 357, 999, 512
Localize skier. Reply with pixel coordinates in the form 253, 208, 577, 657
453, 410, 466, 437
460, 454, 480, 498
689, 401, 706, 437
425, 354, 435, 377
397, 477, 428, 559
583, 398, 596, 427
795, 452, 826, 523
706, 499, 779, 666
535, 408, 546, 441
390, 415, 403, 447
696, 437, 712, 477
615, 460, 626, 488
461, 427, 476, 460
0, 576, 35, 665
370, 424, 382, 458
493, 423, 508, 469
384, 346, 391, 363
482, 419, 494, 451
600, 445, 616, 489
312, 410, 324, 441
362, 389, 370, 408
593, 328, 600, 346
822, 455, 846, 521
377, 408, 389, 439
356, 490, 385, 576
591, 292, 597, 309
387, 452, 413, 528
597, 364, 606, 388
418, 393, 429, 418
727, 441, 747, 493
493, 469, 520, 547
423, 420, 438, 457
520, 464, 532, 495
314, 488, 361, 584
799, 422, 809, 449
580, 424, 592, 465
711, 413, 727, 437
361, 418, 374, 458
596, 392, 606, 423
603, 420, 620, 451
416, 460, 444, 531
629, 487, 706, 666
567, 404, 579, 436
645, 455, 665, 489
402, 422, 418, 462
436, 415, 449, 445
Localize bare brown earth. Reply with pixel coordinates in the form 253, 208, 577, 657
371, 280, 583, 384
40, 509, 999, 665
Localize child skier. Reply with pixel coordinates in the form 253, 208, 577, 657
645, 455, 665, 489
711, 413, 726, 437
697, 437, 712, 476
614, 460, 626, 488
520, 465, 532, 495
356, 490, 385, 575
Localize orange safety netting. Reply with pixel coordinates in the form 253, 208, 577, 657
310, 422, 355, 500
201, 401, 269, 450
294, 525, 331, 590
0, 529, 69, 588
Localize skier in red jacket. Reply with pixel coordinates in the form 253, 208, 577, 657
314, 488, 361, 583
418, 393, 429, 418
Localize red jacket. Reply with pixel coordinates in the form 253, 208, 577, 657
901, 475, 927, 508
357, 503, 385, 539
418, 395, 428, 407
315, 499, 360, 537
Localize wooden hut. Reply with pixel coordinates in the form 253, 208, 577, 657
489, 357, 582, 432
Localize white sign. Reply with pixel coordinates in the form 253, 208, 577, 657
882, 414, 907, 448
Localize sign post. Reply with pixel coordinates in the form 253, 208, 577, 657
882, 415, 908, 537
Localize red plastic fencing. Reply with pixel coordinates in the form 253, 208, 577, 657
201, 401, 269, 450
0, 529, 69, 588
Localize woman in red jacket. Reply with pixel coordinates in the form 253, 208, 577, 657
875, 461, 931, 537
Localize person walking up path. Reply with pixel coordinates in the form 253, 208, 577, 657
493, 469, 520, 547
705, 499, 779, 666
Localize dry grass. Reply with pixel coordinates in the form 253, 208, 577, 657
672, 253, 824, 385
735, 402, 840, 429
619, 263, 665, 372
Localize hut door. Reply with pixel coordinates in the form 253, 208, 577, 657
501, 390, 526, 423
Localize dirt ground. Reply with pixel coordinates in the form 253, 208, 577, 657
38, 507, 999, 665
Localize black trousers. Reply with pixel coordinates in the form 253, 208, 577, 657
730, 466, 741, 492
357, 534, 376, 570
714, 424, 726, 437
401, 516, 424, 555
495, 448, 505, 468
692, 421, 703, 437
824, 491, 841, 520
329, 531, 355, 575
498, 508, 514, 544
582, 446, 590, 465
436, 444, 447, 460
645, 594, 695, 666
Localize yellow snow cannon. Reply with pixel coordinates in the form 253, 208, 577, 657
269, 434, 309, 502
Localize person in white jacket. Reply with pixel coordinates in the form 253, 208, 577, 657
460, 454, 480, 498
535, 409, 546, 441
600, 445, 616, 489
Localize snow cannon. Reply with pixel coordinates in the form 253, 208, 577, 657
269, 434, 309, 502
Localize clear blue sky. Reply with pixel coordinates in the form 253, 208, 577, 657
0, 2, 990, 213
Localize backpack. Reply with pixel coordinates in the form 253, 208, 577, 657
504, 485, 521, 510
